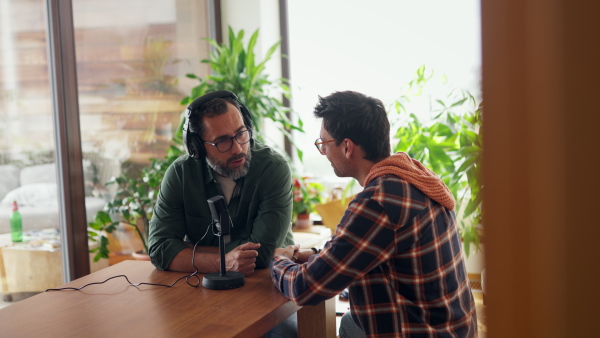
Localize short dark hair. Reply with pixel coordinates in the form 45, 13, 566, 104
313, 91, 390, 162
188, 96, 241, 139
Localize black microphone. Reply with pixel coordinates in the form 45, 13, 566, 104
207, 195, 231, 236
202, 195, 245, 290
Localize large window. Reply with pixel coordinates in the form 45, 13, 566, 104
73, 0, 212, 169
72, 0, 212, 264
0, 0, 213, 305
0, 0, 61, 302
288, 0, 481, 190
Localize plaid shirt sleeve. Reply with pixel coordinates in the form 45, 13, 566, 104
270, 175, 477, 337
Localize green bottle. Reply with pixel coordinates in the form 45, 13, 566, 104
10, 201, 22, 242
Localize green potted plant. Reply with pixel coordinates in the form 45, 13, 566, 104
391, 66, 483, 257
292, 174, 325, 229
88, 142, 184, 261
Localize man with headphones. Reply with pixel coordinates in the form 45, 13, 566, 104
148, 90, 295, 277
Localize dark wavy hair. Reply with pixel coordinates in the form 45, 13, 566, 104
313, 91, 390, 162
188, 96, 241, 139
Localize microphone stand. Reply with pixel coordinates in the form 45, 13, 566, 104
218, 228, 227, 276
203, 196, 245, 290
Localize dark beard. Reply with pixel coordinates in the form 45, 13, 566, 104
206, 150, 252, 180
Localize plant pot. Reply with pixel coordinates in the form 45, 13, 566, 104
131, 250, 150, 261
294, 213, 312, 230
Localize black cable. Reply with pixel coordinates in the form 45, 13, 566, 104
45, 221, 215, 292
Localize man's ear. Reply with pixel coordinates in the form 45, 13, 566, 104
343, 138, 366, 160
343, 139, 354, 159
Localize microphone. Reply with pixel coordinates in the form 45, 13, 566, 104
202, 195, 245, 290
207, 195, 230, 236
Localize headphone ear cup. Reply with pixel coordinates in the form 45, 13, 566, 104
239, 103, 254, 130
183, 111, 206, 159
189, 132, 205, 159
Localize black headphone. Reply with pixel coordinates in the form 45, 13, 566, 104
183, 90, 254, 159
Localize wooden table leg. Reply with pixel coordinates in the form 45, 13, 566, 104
297, 297, 337, 338
0, 247, 8, 293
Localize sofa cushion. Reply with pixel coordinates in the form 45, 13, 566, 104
0, 164, 20, 201
20, 163, 57, 186
19, 162, 99, 196
0, 196, 106, 233
1, 183, 58, 207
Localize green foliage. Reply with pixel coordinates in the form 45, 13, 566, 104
88, 175, 152, 262
292, 175, 325, 217
181, 26, 304, 160
391, 66, 483, 256
122, 37, 181, 95
88, 123, 186, 262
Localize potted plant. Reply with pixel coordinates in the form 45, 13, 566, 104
292, 175, 324, 229
391, 65, 483, 257
88, 144, 183, 262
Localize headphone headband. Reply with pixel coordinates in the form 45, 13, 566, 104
187, 90, 241, 112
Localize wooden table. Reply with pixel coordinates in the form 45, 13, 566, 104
0, 260, 336, 337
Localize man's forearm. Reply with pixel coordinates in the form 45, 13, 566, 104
167, 246, 220, 273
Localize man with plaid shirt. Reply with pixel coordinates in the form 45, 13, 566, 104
270, 91, 477, 337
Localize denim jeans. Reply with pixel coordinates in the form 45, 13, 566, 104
266, 313, 297, 338
339, 311, 366, 338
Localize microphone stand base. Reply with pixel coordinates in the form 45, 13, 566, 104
202, 271, 245, 290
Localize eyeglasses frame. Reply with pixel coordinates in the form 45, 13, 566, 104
314, 138, 336, 154
204, 129, 253, 153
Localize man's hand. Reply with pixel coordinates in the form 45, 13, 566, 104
274, 244, 301, 262
225, 242, 260, 276
293, 249, 316, 263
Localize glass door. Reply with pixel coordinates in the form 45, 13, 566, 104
0, 0, 213, 307
0, 0, 65, 304
71, 0, 212, 265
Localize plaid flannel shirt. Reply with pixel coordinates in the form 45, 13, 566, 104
270, 175, 477, 337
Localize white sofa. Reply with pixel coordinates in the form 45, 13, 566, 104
0, 163, 105, 234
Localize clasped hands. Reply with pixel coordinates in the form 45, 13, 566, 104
274, 244, 314, 264
224, 242, 261, 276
223, 243, 316, 276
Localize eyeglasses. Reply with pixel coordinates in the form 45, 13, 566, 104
205, 129, 252, 153
314, 138, 336, 155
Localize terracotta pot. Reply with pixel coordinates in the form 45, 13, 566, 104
295, 213, 312, 230
131, 250, 150, 261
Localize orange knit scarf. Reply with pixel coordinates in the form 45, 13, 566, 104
363, 152, 456, 210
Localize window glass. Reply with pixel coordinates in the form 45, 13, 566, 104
0, 0, 211, 307
0, 0, 65, 304
71, 0, 211, 264
288, 0, 481, 191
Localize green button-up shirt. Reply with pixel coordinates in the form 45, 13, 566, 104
148, 141, 294, 270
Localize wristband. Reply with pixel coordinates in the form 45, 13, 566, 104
310, 247, 321, 254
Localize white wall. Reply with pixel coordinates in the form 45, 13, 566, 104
220, 0, 285, 150
287, 0, 481, 191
